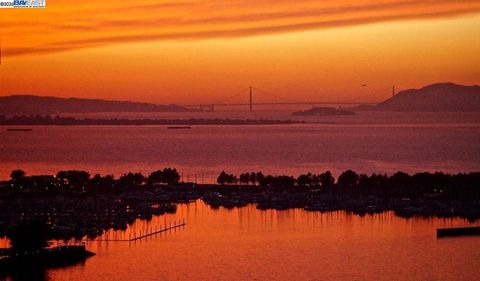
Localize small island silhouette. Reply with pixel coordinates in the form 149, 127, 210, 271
292, 106, 355, 116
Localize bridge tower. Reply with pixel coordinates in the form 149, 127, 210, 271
392, 86, 396, 97
249, 86, 253, 112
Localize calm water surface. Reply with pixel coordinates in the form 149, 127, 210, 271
1, 112, 480, 280
0, 112, 479, 181
3, 202, 475, 281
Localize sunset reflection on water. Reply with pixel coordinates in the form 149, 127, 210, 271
17, 202, 475, 281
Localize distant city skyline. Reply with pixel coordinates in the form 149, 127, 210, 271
0, 0, 479, 104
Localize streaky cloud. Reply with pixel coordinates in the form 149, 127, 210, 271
2, 0, 480, 57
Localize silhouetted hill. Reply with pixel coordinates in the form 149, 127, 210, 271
0, 95, 193, 115
374, 83, 480, 112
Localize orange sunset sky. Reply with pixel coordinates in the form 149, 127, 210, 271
0, 0, 479, 104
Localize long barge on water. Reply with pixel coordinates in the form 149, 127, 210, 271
437, 226, 480, 238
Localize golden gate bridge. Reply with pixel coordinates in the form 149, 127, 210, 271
183, 86, 395, 112
0, 39, 395, 111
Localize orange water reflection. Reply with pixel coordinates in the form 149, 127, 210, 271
4, 201, 480, 280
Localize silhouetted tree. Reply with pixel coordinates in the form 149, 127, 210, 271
358, 174, 374, 195
297, 173, 313, 186
148, 168, 181, 185
258, 174, 295, 189
249, 172, 258, 185
258, 175, 273, 187
57, 170, 90, 189
162, 168, 181, 185
87, 174, 115, 193
337, 170, 359, 192
217, 171, 237, 185
217, 171, 227, 185
319, 171, 335, 191
239, 173, 250, 184
274, 176, 295, 188
7, 221, 52, 253
148, 170, 164, 185
119, 172, 145, 187
10, 169, 26, 182
256, 172, 265, 185
29, 175, 57, 191
388, 171, 411, 197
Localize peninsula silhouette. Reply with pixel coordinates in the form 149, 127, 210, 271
0, 95, 194, 115
370, 82, 480, 112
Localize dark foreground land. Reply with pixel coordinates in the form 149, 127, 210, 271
1, 168, 479, 242
0, 245, 94, 272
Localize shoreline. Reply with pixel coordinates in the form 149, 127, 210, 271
1, 169, 479, 242
199, 189, 480, 220
0, 116, 304, 126
1, 185, 479, 243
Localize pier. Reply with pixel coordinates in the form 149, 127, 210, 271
85, 219, 186, 242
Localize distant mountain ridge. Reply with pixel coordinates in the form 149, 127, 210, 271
0, 95, 193, 115
374, 82, 480, 112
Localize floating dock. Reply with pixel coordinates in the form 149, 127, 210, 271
437, 226, 480, 238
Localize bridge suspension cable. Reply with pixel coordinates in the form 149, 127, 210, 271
252, 87, 305, 103
213, 87, 250, 104
253, 86, 391, 105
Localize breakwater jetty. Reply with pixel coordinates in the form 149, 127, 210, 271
87, 219, 186, 242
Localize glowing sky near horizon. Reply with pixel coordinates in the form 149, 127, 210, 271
0, 0, 479, 104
